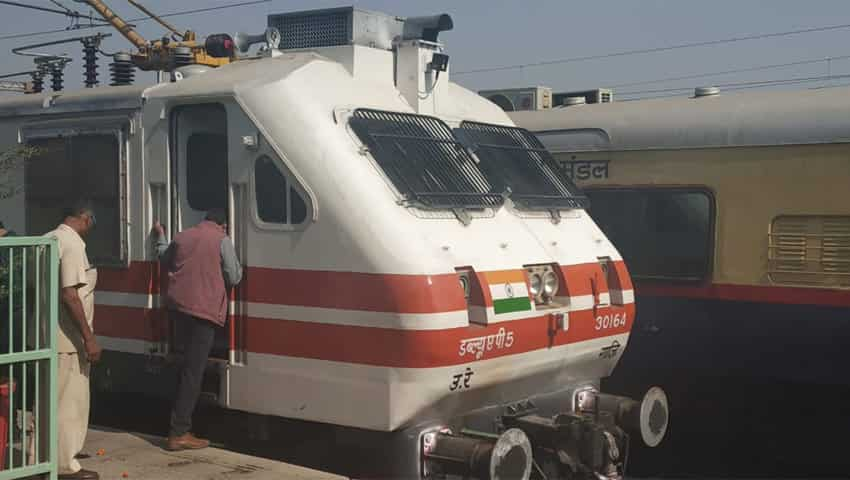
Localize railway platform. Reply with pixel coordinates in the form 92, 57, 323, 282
77, 427, 347, 480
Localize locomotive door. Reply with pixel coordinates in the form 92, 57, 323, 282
169, 103, 238, 405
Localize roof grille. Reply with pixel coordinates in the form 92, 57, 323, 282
350, 109, 504, 210
269, 8, 351, 49
268, 7, 404, 50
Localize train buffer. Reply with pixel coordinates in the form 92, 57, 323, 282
78, 427, 347, 480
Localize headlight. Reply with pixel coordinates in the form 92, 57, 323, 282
543, 270, 559, 297
529, 273, 542, 297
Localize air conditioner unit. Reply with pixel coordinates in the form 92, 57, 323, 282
553, 88, 614, 106
478, 86, 552, 111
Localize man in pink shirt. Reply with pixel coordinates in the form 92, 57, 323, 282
152, 208, 242, 451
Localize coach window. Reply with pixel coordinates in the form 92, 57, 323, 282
253, 155, 308, 227
586, 189, 713, 281
26, 132, 125, 267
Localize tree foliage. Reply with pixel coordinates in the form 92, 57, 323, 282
0, 145, 41, 305
0, 144, 40, 200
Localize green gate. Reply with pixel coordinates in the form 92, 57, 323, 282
0, 237, 58, 480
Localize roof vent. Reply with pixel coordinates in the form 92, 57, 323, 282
562, 96, 587, 106
694, 86, 720, 98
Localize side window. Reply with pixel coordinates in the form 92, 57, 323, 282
586, 188, 713, 281
186, 133, 228, 211
255, 155, 287, 223
290, 186, 307, 224
26, 133, 125, 267
253, 155, 308, 227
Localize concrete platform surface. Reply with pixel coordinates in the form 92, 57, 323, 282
78, 427, 348, 480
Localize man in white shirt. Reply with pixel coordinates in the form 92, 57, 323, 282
45, 200, 101, 480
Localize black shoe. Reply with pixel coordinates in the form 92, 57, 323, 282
58, 469, 100, 480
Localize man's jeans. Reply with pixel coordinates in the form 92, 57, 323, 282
170, 310, 216, 437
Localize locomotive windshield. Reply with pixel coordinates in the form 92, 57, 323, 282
456, 121, 589, 210
349, 109, 505, 210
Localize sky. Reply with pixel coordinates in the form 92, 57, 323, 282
2, 0, 850, 99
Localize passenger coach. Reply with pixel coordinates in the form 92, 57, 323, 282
511, 87, 850, 388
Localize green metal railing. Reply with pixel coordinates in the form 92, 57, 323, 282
0, 237, 58, 480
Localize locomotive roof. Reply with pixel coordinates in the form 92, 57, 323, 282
0, 51, 324, 118
0, 84, 146, 118
509, 85, 850, 151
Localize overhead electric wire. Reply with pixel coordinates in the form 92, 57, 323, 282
617, 73, 850, 96
454, 22, 850, 76
0, 27, 89, 41
0, 70, 34, 79
619, 73, 850, 101
607, 55, 850, 88
0, 0, 91, 17
48, 0, 74, 13
0, 0, 272, 41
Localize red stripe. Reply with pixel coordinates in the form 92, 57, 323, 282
96, 261, 632, 314
98, 262, 467, 314
559, 262, 610, 297
97, 262, 158, 295
637, 283, 850, 307
95, 304, 635, 368
244, 267, 466, 313
95, 305, 166, 342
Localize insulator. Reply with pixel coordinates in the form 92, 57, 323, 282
82, 38, 99, 88
50, 65, 64, 92
30, 61, 50, 94
110, 53, 135, 86
172, 46, 194, 69
29, 72, 44, 94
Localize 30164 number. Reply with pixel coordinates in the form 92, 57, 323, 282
595, 313, 627, 331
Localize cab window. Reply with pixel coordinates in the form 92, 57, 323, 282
254, 155, 308, 226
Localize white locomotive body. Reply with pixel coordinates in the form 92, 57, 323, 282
0, 7, 666, 478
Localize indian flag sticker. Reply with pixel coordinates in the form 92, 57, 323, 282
485, 270, 532, 315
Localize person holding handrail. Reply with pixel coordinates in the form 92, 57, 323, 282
152, 208, 242, 451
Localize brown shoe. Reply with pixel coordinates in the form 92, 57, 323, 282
58, 469, 100, 480
166, 432, 210, 451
